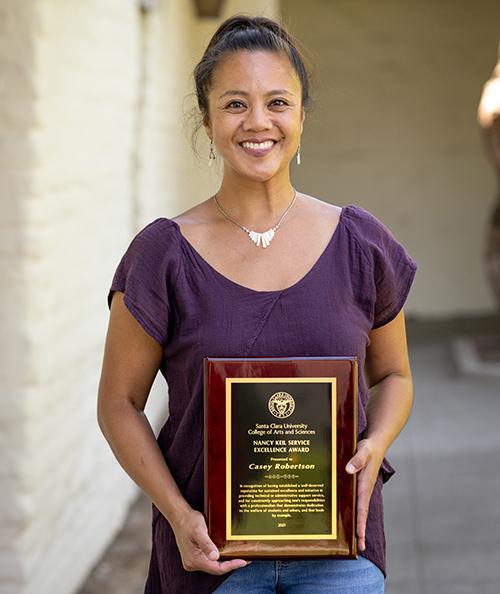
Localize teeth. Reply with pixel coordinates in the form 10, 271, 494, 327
241, 141, 275, 150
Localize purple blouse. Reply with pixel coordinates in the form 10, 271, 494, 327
107, 203, 418, 593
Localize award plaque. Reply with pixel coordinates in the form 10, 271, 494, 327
203, 356, 358, 559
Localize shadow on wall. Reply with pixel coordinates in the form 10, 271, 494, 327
1, 3, 37, 590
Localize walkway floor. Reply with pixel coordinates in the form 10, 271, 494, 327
384, 315, 500, 594
78, 315, 500, 594
77, 493, 151, 594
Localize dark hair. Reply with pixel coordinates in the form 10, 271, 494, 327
193, 14, 314, 123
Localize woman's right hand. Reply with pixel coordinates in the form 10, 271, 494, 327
171, 507, 249, 575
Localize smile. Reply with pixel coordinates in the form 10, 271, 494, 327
239, 140, 278, 155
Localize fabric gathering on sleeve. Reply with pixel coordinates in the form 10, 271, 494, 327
350, 205, 418, 330
107, 218, 179, 347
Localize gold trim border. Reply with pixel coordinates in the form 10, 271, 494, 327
225, 377, 337, 541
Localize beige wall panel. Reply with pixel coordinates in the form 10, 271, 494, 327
282, 0, 500, 317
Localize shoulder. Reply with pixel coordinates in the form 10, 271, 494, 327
341, 204, 413, 264
171, 197, 214, 227
342, 204, 391, 238
123, 217, 181, 258
344, 204, 419, 305
117, 217, 182, 278
339, 205, 418, 329
297, 198, 386, 261
293, 194, 343, 239
108, 218, 180, 343
297, 193, 343, 218
294, 196, 388, 257
132, 217, 178, 242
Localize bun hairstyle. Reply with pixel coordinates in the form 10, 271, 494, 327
193, 15, 314, 122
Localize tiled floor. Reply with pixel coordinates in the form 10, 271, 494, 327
79, 316, 500, 594
384, 317, 500, 594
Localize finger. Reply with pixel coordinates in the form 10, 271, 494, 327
346, 447, 369, 474
216, 558, 250, 573
356, 497, 369, 552
198, 558, 249, 575
357, 507, 368, 541
194, 530, 220, 561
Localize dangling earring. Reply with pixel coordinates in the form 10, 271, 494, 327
209, 139, 216, 166
296, 144, 301, 165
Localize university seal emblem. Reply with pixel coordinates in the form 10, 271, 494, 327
268, 391, 295, 419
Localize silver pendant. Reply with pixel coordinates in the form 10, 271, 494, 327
247, 227, 275, 248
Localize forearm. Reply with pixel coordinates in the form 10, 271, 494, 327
97, 400, 191, 525
364, 372, 414, 453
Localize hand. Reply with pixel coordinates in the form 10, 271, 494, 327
345, 437, 386, 552
170, 507, 249, 575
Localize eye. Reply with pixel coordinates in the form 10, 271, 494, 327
270, 99, 289, 107
225, 100, 245, 109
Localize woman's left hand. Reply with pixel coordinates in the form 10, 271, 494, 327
345, 437, 386, 552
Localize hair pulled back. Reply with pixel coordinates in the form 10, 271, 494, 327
193, 14, 314, 122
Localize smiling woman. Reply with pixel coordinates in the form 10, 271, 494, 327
98, 13, 418, 594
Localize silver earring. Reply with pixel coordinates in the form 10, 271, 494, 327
209, 139, 216, 166
296, 144, 301, 165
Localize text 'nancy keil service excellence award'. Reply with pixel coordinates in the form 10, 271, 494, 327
203, 357, 358, 559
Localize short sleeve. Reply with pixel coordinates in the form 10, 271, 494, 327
351, 206, 418, 329
107, 218, 179, 346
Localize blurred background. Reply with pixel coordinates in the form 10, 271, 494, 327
1, 1, 499, 593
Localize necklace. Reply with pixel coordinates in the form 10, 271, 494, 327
213, 189, 297, 248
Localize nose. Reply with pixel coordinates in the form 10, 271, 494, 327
242, 104, 272, 131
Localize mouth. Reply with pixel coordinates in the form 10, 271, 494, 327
238, 139, 279, 156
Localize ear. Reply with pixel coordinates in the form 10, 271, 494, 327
300, 107, 305, 134
202, 112, 212, 140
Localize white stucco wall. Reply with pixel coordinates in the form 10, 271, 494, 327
2, 3, 142, 594
282, 0, 500, 318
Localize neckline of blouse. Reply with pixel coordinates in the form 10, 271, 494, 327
167, 204, 353, 295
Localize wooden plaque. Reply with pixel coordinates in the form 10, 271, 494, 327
203, 356, 358, 559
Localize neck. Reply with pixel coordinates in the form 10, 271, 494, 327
213, 176, 297, 229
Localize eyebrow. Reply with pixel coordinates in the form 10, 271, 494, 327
218, 89, 294, 99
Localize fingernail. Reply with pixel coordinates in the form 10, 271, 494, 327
246, 561, 252, 565
346, 463, 356, 473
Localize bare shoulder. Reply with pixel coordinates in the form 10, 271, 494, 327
296, 193, 343, 223
170, 199, 220, 248
171, 198, 213, 227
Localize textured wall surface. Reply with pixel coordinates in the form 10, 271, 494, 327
0, 2, 36, 590
282, 0, 500, 317
1, 3, 141, 594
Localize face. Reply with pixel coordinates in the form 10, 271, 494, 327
203, 50, 305, 183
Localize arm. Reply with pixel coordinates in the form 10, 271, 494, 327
345, 308, 414, 551
97, 292, 248, 574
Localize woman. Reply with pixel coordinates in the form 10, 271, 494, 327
97, 14, 418, 594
